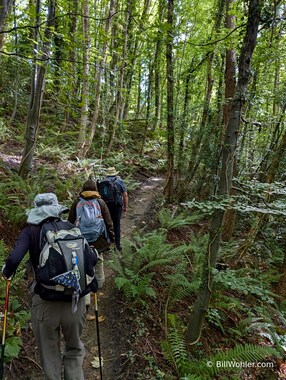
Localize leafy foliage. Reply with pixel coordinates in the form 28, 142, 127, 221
109, 231, 189, 304
158, 208, 205, 230
214, 268, 279, 306
0, 294, 30, 363
162, 314, 279, 379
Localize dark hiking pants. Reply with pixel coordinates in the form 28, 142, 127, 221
108, 204, 122, 250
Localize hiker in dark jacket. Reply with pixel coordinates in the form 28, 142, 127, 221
2, 193, 94, 380
101, 167, 128, 252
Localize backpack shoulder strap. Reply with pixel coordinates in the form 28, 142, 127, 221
39, 219, 73, 249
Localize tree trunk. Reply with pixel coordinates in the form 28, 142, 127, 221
63, 0, 78, 130
76, 0, 90, 158
221, 0, 238, 241
139, 60, 153, 156
83, 0, 114, 156
178, 60, 194, 173
19, 0, 55, 178
106, 1, 130, 155
0, 0, 13, 49
186, 0, 260, 345
163, 0, 175, 203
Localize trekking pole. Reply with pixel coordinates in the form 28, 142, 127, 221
94, 292, 103, 380
0, 280, 11, 380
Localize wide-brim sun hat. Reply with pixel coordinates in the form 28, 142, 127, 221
105, 167, 119, 176
26, 192, 69, 225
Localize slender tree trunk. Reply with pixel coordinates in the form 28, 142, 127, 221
77, 0, 91, 158
83, 0, 114, 156
221, 0, 238, 241
122, 0, 151, 120
19, 0, 55, 178
0, 0, 13, 49
186, 0, 260, 345
139, 61, 153, 156
164, 0, 175, 203
178, 60, 193, 172
63, 0, 78, 129
187, 0, 225, 181
106, 1, 130, 155
10, 1, 19, 122
136, 63, 142, 118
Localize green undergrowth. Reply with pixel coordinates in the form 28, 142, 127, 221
109, 207, 285, 379
0, 155, 149, 368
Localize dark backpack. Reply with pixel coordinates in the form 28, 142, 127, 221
97, 177, 118, 205
76, 198, 107, 243
35, 219, 98, 309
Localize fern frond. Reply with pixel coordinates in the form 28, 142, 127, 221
161, 314, 189, 373
186, 344, 279, 378
158, 209, 204, 230
165, 273, 200, 306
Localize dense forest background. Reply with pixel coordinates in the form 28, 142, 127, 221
1, 0, 286, 378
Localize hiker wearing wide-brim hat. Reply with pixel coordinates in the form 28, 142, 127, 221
105, 167, 119, 176
2, 192, 89, 380
27, 192, 69, 225
97, 167, 128, 252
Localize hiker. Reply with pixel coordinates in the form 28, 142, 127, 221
97, 167, 128, 252
2, 193, 97, 380
68, 178, 115, 255
68, 179, 115, 319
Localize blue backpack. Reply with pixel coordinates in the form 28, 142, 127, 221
76, 198, 107, 243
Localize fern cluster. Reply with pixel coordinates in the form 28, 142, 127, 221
162, 315, 279, 379
109, 231, 190, 303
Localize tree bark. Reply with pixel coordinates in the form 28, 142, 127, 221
83, 0, 114, 156
76, 0, 91, 158
19, 0, 55, 178
186, 0, 260, 345
106, 0, 130, 155
163, 0, 175, 203
221, 0, 238, 241
0, 0, 13, 49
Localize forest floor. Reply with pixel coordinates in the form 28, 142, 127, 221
2, 171, 164, 380
82, 173, 164, 380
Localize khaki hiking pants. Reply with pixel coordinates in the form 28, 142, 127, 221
85, 253, 105, 307
31, 294, 85, 380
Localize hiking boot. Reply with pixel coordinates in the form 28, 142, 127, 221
86, 314, 96, 321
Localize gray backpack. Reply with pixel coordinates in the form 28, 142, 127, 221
35, 220, 98, 312
76, 198, 107, 243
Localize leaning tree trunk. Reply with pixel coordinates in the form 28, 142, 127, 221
186, 0, 260, 345
19, 0, 55, 178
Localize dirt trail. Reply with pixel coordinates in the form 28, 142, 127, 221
82, 175, 164, 380
2, 174, 163, 380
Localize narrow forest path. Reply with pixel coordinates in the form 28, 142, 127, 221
2, 171, 164, 380
81, 174, 164, 380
